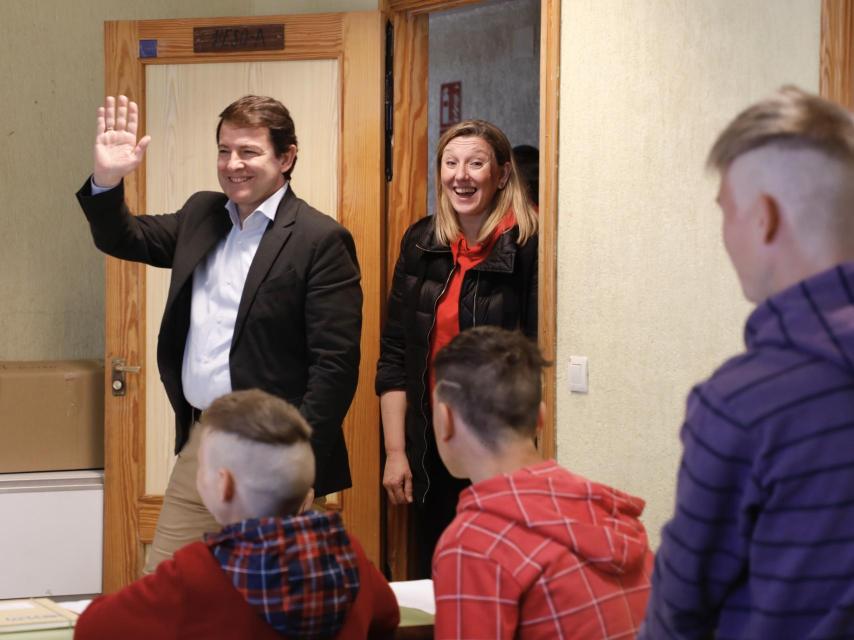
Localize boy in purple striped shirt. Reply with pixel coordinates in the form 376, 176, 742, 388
640, 86, 854, 639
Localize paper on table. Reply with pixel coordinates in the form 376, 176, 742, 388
389, 579, 435, 615
0, 598, 76, 632
57, 600, 92, 616
0, 601, 36, 611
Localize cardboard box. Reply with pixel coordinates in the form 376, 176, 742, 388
0, 361, 104, 473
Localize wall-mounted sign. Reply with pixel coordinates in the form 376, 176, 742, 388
193, 24, 284, 53
139, 39, 157, 59
440, 81, 462, 134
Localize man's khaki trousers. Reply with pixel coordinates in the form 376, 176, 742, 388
144, 424, 218, 574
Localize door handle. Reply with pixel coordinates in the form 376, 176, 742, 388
111, 357, 141, 396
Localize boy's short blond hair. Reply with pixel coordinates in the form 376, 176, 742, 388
707, 85, 854, 172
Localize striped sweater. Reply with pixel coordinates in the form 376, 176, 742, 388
640, 263, 854, 639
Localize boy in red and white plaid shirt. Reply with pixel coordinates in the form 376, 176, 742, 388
431, 327, 653, 639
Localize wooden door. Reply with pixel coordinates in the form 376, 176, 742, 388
821, 0, 854, 109
102, 12, 384, 591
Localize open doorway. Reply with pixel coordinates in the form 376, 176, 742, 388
426, 0, 540, 215
383, 0, 558, 580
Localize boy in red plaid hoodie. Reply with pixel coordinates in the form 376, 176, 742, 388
75, 389, 399, 640
431, 327, 653, 639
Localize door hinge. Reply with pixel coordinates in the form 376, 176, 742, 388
385, 19, 394, 183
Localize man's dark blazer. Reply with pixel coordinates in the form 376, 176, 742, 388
77, 179, 362, 495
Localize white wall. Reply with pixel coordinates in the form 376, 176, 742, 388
556, 0, 821, 547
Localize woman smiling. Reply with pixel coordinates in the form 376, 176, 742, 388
375, 119, 539, 578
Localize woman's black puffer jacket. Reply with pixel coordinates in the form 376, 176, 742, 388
375, 215, 538, 502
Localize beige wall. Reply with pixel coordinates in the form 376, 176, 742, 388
556, 0, 821, 547
0, 0, 249, 360
252, 0, 377, 13
2, 0, 825, 550
0, 0, 375, 361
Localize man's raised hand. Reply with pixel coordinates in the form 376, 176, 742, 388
93, 95, 151, 189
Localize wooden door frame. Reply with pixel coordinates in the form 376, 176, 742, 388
102, 12, 384, 592
384, 0, 559, 455
821, 0, 854, 109
381, 0, 560, 579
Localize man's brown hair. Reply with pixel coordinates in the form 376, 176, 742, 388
201, 388, 311, 446
433, 326, 548, 449
217, 95, 299, 179
707, 85, 854, 172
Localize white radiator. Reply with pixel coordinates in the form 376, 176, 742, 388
0, 470, 103, 598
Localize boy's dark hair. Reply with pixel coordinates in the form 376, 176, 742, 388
217, 95, 299, 180
433, 326, 548, 448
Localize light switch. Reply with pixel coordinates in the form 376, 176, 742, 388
568, 356, 588, 393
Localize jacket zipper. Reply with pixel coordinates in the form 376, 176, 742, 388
419, 262, 456, 504
472, 272, 480, 327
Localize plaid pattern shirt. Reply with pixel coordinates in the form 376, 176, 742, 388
205, 511, 360, 639
432, 461, 653, 639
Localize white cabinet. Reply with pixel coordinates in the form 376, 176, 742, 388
0, 470, 103, 598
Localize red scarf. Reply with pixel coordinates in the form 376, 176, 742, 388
429, 211, 516, 391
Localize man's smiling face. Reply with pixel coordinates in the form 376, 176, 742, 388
216, 121, 295, 220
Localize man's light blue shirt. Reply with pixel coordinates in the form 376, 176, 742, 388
91, 178, 288, 411
181, 184, 288, 410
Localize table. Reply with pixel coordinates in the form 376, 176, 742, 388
396, 605, 434, 638
1, 601, 433, 639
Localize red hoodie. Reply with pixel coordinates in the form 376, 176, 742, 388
75, 527, 399, 640
432, 460, 653, 639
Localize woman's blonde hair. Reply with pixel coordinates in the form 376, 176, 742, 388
434, 120, 538, 246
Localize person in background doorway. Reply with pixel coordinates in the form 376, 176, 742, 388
76, 95, 362, 572
375, 119, 538, 578
75, 389, 399, 639
512, 144, 539, 206
640, 86, 854, 639
431, 326, 653, 639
